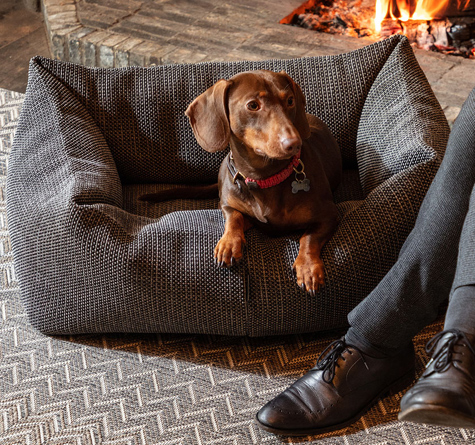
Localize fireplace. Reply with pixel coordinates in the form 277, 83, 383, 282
281, 0, 475, 58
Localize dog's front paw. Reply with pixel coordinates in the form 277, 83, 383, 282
293, 257, 325, 295
214, 234, 245, 268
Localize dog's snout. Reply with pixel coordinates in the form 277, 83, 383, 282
281, 136, 301, 153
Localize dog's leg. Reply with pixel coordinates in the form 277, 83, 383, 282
293, 219, 338, 295
215, 206, 251, 267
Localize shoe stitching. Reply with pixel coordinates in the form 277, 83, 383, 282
270, 403, 336, 415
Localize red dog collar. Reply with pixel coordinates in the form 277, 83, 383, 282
228, 150, 302, 190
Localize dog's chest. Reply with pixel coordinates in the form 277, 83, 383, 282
248, 190, 319, 232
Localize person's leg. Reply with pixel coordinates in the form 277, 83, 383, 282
444, 286, 475, 335
444, 170, 475, 334
399, 185, 475, 427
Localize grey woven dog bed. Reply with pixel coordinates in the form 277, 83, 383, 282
7, 35, 449, 336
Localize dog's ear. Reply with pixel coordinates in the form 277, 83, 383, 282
185, 79, 232, 152
280, 71, 311, 140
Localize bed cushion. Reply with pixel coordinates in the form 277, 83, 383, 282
6, 35, 449, 335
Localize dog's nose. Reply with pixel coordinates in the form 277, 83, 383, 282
281, 136, 301, 153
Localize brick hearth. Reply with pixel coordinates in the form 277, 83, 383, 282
40, 0, 474, 125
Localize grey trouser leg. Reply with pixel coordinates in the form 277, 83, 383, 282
450, 181, 475, 291
444, 286, 475, 337
444, 182, 475, 337
347, 87, 475, 351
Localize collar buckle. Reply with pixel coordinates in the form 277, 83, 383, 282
232, 169, 246, 184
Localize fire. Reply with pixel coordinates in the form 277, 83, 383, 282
374, 0, 451, 32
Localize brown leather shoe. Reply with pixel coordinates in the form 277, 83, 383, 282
399, 329, 475, 428
255, 337, 415, 436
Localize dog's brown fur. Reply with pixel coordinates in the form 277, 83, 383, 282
143, 70, 342, 294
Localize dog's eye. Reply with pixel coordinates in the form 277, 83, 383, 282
287, 96, 295, 107
246, 101, 260, 111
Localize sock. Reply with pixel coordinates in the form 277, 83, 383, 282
444, 285, 475, 337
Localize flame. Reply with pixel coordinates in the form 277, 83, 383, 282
375, 0, 450, 33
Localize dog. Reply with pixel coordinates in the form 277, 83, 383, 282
142, 70, 342, 294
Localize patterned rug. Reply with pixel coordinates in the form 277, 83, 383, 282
1, 88, 474, 444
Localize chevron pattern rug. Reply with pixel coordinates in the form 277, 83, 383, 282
1, 88, 474, 444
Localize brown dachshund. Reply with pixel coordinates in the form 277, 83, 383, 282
143, 70, 342, 294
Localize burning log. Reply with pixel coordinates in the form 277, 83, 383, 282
399, 20, 434, 50
379, 18, 403, 37
431, 19, 450, 48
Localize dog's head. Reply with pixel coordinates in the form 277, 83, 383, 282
185, 70, 310, 160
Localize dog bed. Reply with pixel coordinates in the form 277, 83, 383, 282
6, 34, 449, 336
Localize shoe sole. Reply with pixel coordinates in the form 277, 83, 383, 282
255, 367, 415, 437
398, 403, 475, 428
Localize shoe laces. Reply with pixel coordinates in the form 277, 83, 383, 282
425, 328, 475, 375
313, 338, 369, 384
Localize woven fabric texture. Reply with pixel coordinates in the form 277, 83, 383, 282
452, 87, 475, 291
6, 34, 449, 336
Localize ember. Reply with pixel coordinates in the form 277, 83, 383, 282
282, 0, 376, 38
282, 0, 475, 58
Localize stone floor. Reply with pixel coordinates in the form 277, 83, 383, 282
39, 0, 475, 125
0, 0, 473, 122
0, 0, 49, 93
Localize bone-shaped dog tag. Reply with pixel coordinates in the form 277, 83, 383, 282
291, 178, 310, 194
